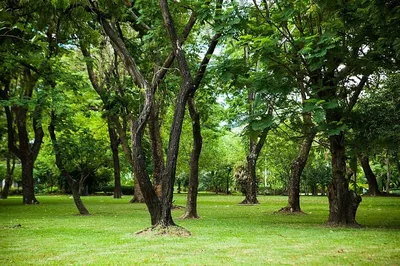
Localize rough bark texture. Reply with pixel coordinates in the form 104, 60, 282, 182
49, 112, 89, 215
148, 102, 164, 197
327, 131, 361, 225
319, 75, 365, 225
182, 96, 202, 219
159, 0, 198, 227
358, 155, 381, 196
280, 112, 315, 213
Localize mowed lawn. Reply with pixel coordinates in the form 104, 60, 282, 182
1, 194, 399, 265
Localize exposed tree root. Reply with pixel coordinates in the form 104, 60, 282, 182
276, 206, 307, 215
172, 205, 185, 210
180, 213, 200, 220
239, 199, 260, 205
324, 222, 363, 228
135, 224, 191, 237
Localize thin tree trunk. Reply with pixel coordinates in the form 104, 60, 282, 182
108, 120, 122, 198
130, 118, 145, 203
182, 96, 202, 219
358, 155, 381, 196
280, 113, 315, 213
241, 129, 269, 204
1, 153, 15, 199
386, 151, 391, 194
49, 111, 89, 215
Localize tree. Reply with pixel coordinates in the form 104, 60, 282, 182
246, 0, 400, 225
351, 74, 400, 195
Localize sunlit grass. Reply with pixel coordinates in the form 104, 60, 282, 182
1, 194, 399, 265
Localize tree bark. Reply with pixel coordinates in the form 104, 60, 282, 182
280, 112, 315, 213
6, 70, 44, 205
358, 155, 381, 196
182, 96, 202, 219
148, 102, 164, 197
80, 42, 124, 199
327, 131, 361, 225
48, 111, 89, 215
108, 120, 122, 198
1, 153, 15, 199
241, 129, 269, 204
159, 0, 198, 227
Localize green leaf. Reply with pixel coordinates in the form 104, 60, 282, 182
250, 115, 274, 131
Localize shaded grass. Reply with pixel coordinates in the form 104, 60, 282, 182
1, 194, 399, 265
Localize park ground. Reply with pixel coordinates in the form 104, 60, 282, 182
1, 194, 399, 265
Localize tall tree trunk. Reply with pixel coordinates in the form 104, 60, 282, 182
107, 120, 122, 198
49, 111, 89, 215
130, 118, 145, 203
2, 72, 43, 204
386, 151, 391, 194
81, 43, 124, 199
358, 155, 381, 196
327, 131, 361, 225
148, 102, 164, 197
280, 113, 315, 212
182, 96, 202, 219
131, 120, 162, 225
1, 153, 15, 199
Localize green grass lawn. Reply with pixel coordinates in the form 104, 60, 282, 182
1, 194, 399, 265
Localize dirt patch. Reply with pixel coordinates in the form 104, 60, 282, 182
135, 225, 191, 237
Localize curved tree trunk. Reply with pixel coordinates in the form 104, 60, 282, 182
66, 174, 90, 215
280, 113, 315, 213
49, 112, 89, 215
182, 96, 202, 219
358, 155, 381, 196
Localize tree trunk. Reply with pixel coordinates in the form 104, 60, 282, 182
49, 111, 89, 215
280, 113, 315, 213
108, 120, 122, 198
182, 96, 202, 219
148, 102, 164, 197
386, 151, 391, 194
242, 156, 260, 204
66, 174, 90, 215
241, 129, 269, 204
20, 154, 38, 204
1, 73, 43, 204
358, 155, 381, 196
1, 153, 15, 199
327, 132, 361, 225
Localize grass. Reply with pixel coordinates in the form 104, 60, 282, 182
1, 194, 399, 265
